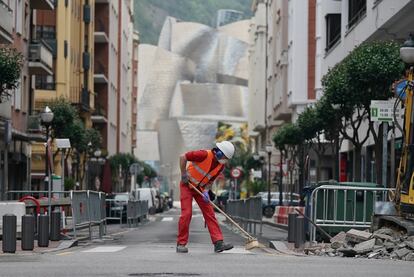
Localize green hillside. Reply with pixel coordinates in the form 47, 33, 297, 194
134, 0, 252, 45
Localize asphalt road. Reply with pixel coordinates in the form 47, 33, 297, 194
0, 204, 413, 277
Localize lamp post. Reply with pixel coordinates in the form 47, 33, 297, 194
40, 106, 54, 215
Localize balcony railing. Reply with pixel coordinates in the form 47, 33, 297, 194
347, 4, 366, 30
27, 115, 42, 132
29, 42, 53, 75
0, 0, 13, 43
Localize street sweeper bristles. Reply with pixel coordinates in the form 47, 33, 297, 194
245, 238, 260, 250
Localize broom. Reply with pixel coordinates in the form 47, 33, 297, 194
188, 182, 260, 250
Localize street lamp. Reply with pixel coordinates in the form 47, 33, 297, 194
263, 144, 273, 218
400, 34, 414, 64
40, 106, 54, 216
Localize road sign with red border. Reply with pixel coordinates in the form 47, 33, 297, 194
230, 168, 242, 179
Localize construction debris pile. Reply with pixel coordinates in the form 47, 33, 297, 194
305, 228, 414, 261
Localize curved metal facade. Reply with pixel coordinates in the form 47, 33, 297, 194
136, 18, 250, 196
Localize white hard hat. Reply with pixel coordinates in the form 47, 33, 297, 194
216, 141, 235, 159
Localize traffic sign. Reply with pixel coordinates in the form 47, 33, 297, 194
230, 168, 242, 179
370, 100, 403, 122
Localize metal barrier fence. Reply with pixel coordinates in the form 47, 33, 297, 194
70, 190, 106, 239
127, 200, 148, 227
106, 198, 126, 225
309, 185, 395, 242
226, 196, 262, 235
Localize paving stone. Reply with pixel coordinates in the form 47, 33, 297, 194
368, 252, 380, 259
354, 239, 376, 254
406, 241, 414, 250
330, 231, 346, 243
373, 228, 396, 237
394, 247, 411, 259
404, 253, 414, 261
373, 233, 393, 241
346, 229, 372, 243
331, 241, 344, 249
338, 247, 357, 257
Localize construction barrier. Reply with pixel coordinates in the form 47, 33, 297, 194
127, 200, 148, 227
226, 197, 262, 236
274, 206, 304, 226
70, 190, 106, 239
309, 185, 394, 242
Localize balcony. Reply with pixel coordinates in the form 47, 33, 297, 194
34, 89, 57, 110
29, 42, 53, 75
30, 0, 54, 10
94, 18, 109, 43
91, 104, 108, 124
27, 115, 42, 133
94, 62, 108, 84
0, 1, 13, 44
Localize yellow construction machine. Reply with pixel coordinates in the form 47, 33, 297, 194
375, 36, 414, 233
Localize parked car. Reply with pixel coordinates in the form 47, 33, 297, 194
132, 188, 157, 214
106, 193, 131, 220
257, 192, 300, 215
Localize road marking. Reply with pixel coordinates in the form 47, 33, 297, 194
219, 247, 255, 255
82, 246, 127, 253
56, 251, 73, 256
161, 217, 174, 222
110, 230, 131, 236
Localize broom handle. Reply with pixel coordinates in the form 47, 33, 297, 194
189, 182, 255, 240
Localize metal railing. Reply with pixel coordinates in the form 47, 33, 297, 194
225, 196, 262, 235
70, 190, 106, 239
106, 198, 126, 225
309, 185, 395, 242
127, 200, 148, 227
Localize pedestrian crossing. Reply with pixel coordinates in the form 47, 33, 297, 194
82, 246, 126, 253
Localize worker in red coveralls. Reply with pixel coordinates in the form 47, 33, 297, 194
176, 141, 235, 253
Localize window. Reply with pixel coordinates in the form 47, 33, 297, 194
347, 0, 366, 30
326, 14, 341, 51
35, 75, 55, 90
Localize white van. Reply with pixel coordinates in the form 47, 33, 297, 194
133, 188, 157, 214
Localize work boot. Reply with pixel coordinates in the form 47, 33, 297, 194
214, 240, 233, 253
176, 244, 188, 253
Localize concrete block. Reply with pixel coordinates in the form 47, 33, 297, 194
394, 247, 411, 259
346, 229, 372, 243
404, 253, 414, 261
373, 233, 393, 241
330, 231, 346, 243
406, 241, 414, 250
337, 247, 357, 257
354, 239, 376, 254
0, 202, 26, 235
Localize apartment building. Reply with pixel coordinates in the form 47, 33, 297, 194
316, 0, 414, 182
30, 0, 95, 190
0, 0, 54, 199
249, 0, 318, 190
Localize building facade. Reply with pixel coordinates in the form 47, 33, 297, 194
316, 0, 414, 183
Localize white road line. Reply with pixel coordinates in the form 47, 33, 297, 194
219, 247, 255, 255
82, 246, 127, 253
161, 217, 174, 222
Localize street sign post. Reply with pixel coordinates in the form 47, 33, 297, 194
370, 100, 401, 188
230, 168, 242, 200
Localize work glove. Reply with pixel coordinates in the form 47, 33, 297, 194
181, 173, 189, 184
202, 190, 210, 203
208, 190, 216, 202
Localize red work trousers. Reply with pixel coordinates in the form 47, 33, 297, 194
177, 182, 223, 245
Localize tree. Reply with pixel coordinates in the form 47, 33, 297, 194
49, 98, 103, 185
0, 47, 23, 103
322, 41, 404, 181
273, 123, 304, 193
